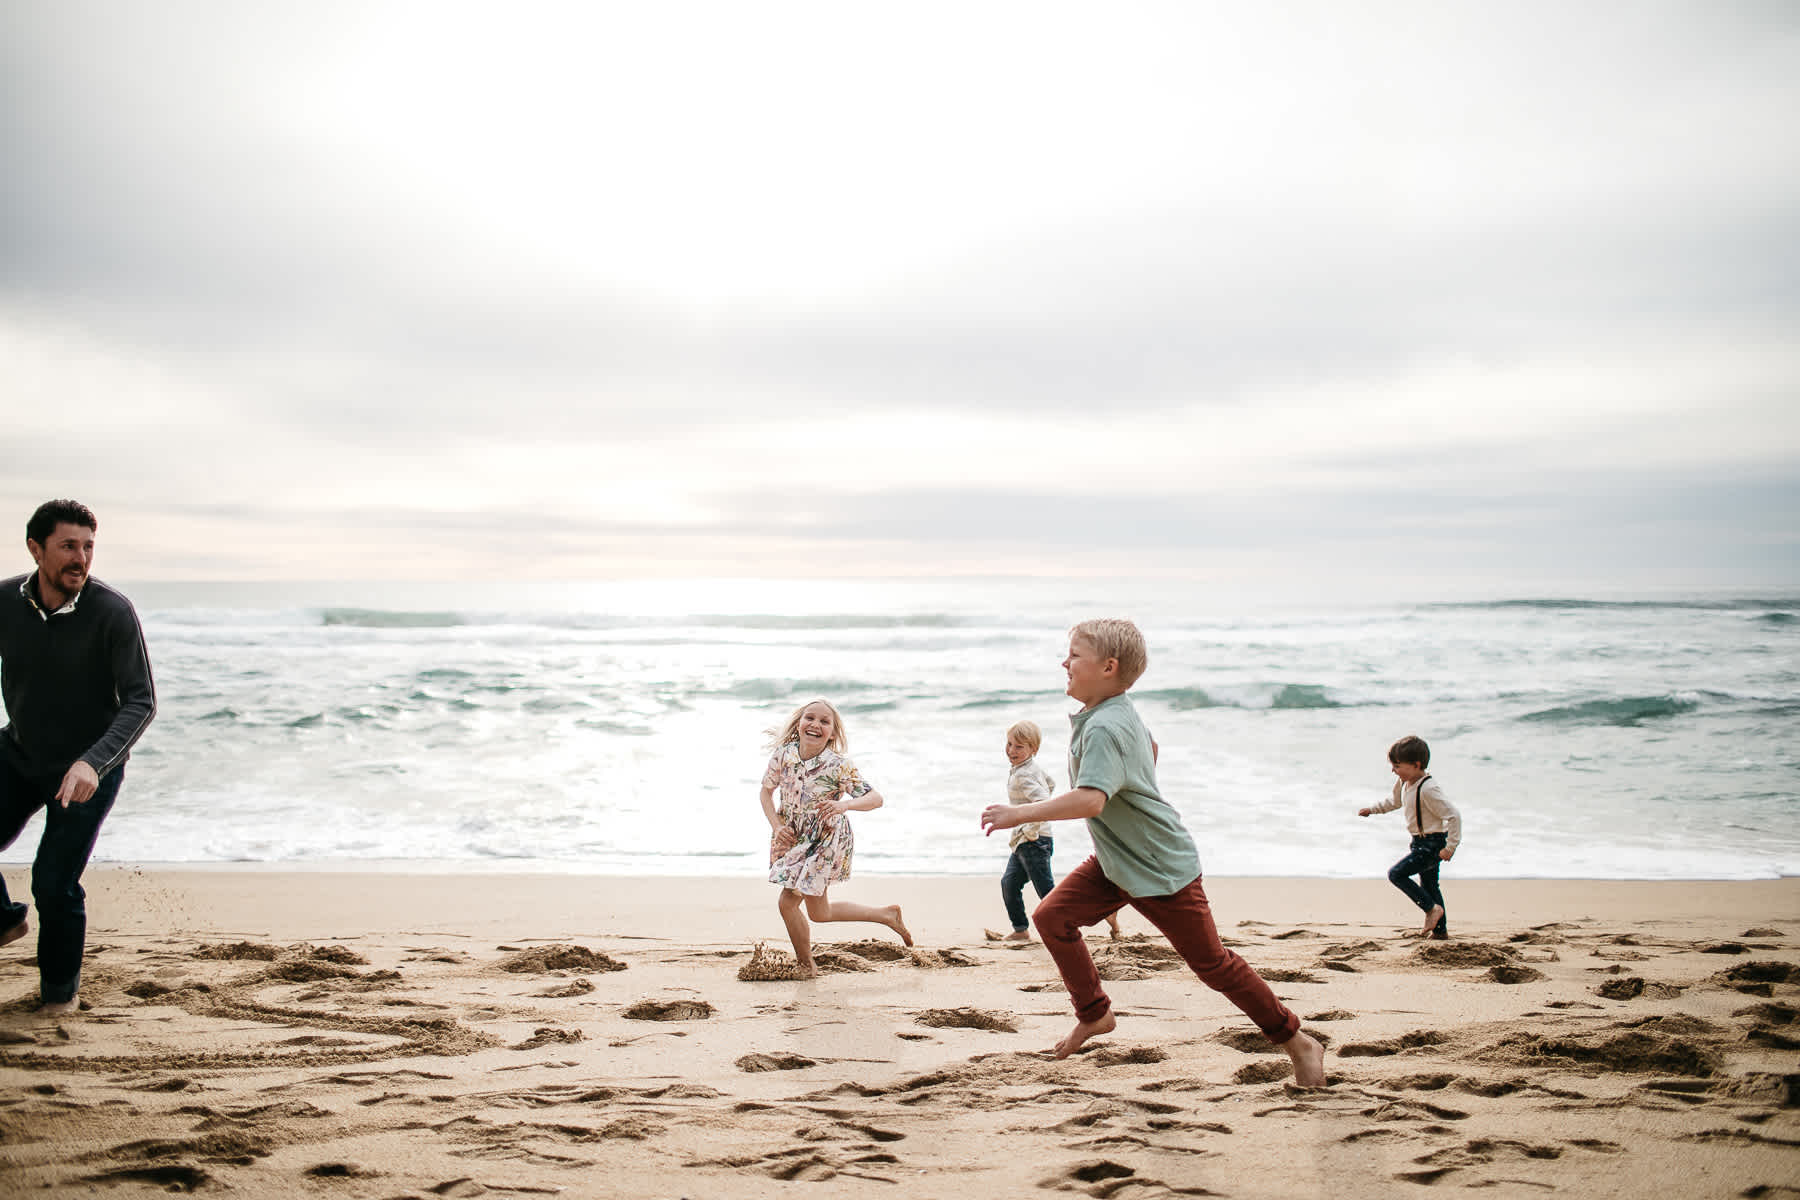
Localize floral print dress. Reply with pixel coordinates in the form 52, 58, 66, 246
765, 742, 871, 896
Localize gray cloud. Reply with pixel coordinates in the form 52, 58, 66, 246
2, 2, 1797, 585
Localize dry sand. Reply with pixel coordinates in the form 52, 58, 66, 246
1, 868, 1796, 1198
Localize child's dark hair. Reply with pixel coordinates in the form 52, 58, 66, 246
1387, 735, 1430, 768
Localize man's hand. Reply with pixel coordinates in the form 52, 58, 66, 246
980, 804, 1019, 837
57, 761, 100, 808
1439, 848, 1454, 862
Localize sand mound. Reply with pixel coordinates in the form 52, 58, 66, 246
1487, 965, 1547, 984
192, 942, 282, 961
1486, 1029, 1722, 1076
622, 999, 714, 1022
1414, 942, 1516, 968
496, 945, 627, 974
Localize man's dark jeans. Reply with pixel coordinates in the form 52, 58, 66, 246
1002, 835, 1056, 932
1388, 832, 1449, 937
0, 757, 123, 1004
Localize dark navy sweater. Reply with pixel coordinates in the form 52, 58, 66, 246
0, 573, 156, 781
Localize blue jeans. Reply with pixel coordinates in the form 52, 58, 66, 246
1388, 833, 1449, 937
1001, 836, 1056, 932
0, 757, 124, 1004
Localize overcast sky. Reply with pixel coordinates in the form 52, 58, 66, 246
3, 1, 1796, 597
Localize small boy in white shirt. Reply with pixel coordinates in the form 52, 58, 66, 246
1359, 734, 1463, 939
998, 721, 1120, 942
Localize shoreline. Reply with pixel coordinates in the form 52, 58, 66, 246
76, 865, 1800, 941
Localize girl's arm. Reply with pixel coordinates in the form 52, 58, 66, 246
826, 788, 883, 817
982, 786, 1106, 835
762, 785, 798, 854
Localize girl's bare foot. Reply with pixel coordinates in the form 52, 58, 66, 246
1421, 905, 1444, 937
1003, 930, 1031, 942
885, 906, 914, 947
1284, 1030, 1327, 1087
1052, 1011, 1116, 1059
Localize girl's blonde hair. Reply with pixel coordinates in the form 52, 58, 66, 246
1005, 719, 1042, 753
767, 698, 849, 753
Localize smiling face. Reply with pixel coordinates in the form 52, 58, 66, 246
1062, 635, 1120, 707
795, 702, 837, 758
1391, 760, 1426, 784
1005, 735, 1033, 766
27, 521, 96, 610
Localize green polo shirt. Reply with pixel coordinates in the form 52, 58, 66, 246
1068, 693, 1201, 897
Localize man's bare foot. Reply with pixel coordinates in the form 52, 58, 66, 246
1284, 1030, 1327, 1087
1003, 930, 1031, 942
1421, 905, 1444, 937
885, 906, 913, 947
36, 998, 78, 1017
0, 917, 27, 949
1052, 1010, 1116, 1059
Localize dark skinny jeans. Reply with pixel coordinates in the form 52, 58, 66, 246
1001, 835, 1056, 931
1388, 832, 1449, 937
0, 757, 124, 1004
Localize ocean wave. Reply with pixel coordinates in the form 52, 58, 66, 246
714, 677, 877, 702
1519, 694, 1701, 726
954, 690, 1059, 710
321, 608, 464, 628
1271, 684, 1342, 710
1138, 683, 1348, 711
1137, 687, 1221, 710
1432, 597, 1800, 613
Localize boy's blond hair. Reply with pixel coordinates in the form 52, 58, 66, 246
1005, 719, 1042, 753
1070, 618, 1149, 689
766, 698, 849, 753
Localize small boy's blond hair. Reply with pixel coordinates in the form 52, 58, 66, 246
1070, 618, 1149, 689
1005, 720, 1042, 753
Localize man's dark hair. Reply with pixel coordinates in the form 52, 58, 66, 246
1387, 735, 1430, 768
27, 500, 99, 547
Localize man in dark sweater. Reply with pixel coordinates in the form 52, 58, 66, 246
0, 500, 156, 1014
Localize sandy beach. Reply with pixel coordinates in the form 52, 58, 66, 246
1, 869, 1795, 1198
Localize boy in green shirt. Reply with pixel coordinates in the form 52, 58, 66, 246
982, 619, 1326, 1086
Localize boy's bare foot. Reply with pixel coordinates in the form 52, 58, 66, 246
1052, 1011, 1116, 1059
1429, 929, 1449, 941
885, 906, 914, 947
1003, 930, 1031, 942
792, 961, 818, 980
37, 998, 78, 1017
1421, 905, 1444, 937
1106, 917, 1122, 940
1284, 1030, 1327, 1087
0, 917, 27, 949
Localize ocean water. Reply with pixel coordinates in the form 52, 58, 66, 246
8, 579, 1797, 880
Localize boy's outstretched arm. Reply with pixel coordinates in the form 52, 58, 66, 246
982, 787, 1106, 835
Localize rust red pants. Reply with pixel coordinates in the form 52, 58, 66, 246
1033, 855, 1300, 1045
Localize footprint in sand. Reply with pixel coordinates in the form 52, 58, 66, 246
913, 1007, 1018, 1032
736, 1052, 816, 1072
